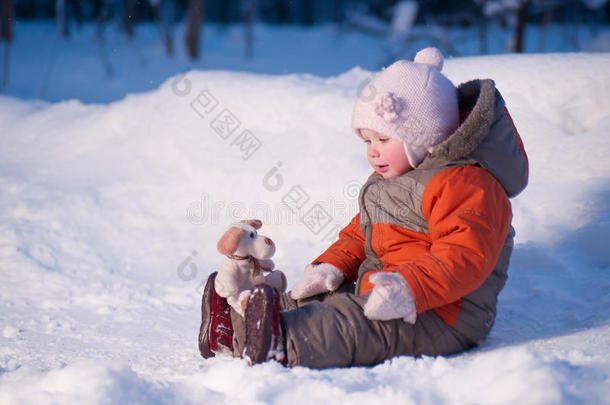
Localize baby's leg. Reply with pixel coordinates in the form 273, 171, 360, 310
281, 292, 475, 368
230, 281, 469, 367
230, 282, 352, 358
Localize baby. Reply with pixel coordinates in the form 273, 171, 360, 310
199, 47, 528, 368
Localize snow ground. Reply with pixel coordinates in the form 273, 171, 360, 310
0, 21, 610, 405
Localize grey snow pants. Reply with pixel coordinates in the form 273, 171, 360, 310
230, 283, 476, 368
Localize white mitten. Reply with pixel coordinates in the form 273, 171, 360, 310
290, 263, 345, 300
363, 272, 417, 324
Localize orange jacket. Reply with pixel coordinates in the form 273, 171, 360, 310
312, 79, 528, 327
314, 165, 511, 326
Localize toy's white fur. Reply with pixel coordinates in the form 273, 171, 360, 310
214, 219, 286, 316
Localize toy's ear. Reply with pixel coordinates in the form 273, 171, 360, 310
241, 219, 262, 229
217, 227, 243, 255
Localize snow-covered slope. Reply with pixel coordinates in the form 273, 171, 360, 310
0, 52, 609, 404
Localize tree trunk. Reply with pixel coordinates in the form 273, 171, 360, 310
96, 0, 114, 77
513, 0, 529, 53
1, 0, 13, 90
186, 0, 204, 59
538, 3, 553, 52
275, 0, 289, 23
301, 0, 314, 25
0, 0, 13, 42
122, 0, 137, 38
56, 0, 70, 37
478, 0, 488, 54
245, 0, 255, 59
332, 0, 344, 23
151, 0, 175, 55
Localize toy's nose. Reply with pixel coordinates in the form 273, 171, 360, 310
264, 237, 273, 245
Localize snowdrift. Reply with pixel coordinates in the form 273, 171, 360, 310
0, 53, 609, 404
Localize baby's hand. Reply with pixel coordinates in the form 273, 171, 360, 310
290, 263, 344, 300
363, 272, 417, 324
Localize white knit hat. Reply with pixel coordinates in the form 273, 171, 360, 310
352, 47, 459, 168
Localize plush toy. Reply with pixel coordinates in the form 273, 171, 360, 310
215, 219, 287, 316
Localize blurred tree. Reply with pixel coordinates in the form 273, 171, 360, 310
275, 0, 291, 23
185, 0, 204, 58
96, 0, 115, 76
0, 0, 13, 90
4, 0, 609, 23
475, 0, 530, 52
331, 0, 347, 22
220, 0, 231, 22
149, 0, 176, 55
56, 0, 69, 36
477, 0, 489, 53
244, 0, 255, 58
56, 0, 83, 37
514, 0, 530, 52
301, 0, 314, 25
122, 0, 137, 38
0, 0, 12, 41
476, 0, 609, 53
55, 0, 70, 37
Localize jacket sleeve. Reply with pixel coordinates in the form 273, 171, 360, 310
388, 166, 511, 313
312, 214, 366, 282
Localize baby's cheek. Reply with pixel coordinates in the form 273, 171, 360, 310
386, 147, 410, 173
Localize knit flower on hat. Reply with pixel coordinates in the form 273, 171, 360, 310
374, 92, 402, 123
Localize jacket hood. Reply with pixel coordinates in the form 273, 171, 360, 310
419, 79, 529, 198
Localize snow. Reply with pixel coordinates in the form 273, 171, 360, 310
1, 21, 610, 405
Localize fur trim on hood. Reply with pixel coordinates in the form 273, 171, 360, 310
419, 79, 529, 198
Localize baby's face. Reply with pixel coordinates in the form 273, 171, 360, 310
360, 128, 412, 179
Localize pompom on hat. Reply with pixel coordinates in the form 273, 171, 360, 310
352, 47, 459, 168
